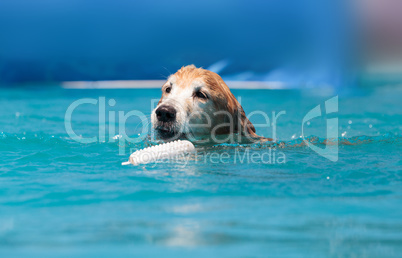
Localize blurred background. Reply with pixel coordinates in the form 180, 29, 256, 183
0, 0, 401, 88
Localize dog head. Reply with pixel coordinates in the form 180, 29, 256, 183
151, 65, 258, 143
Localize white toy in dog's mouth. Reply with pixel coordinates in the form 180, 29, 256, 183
122, 140, 195, 166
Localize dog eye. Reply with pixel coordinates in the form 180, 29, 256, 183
165, 87, 171, 93
195, 91, 207, 99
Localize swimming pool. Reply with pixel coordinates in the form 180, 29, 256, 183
1, 86, 401, 256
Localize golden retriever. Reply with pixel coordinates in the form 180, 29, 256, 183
151, 65, 270, 144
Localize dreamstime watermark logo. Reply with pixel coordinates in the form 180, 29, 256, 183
64, 95, 338, 163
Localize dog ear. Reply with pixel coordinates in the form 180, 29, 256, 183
236, 104, 258, 137
210, 72, 258, 137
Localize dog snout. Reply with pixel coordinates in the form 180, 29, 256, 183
155, 105, 177, 122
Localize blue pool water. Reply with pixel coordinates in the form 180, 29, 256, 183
1, 86, 401, 256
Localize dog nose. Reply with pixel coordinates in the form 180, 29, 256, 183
155, 105, 176, 122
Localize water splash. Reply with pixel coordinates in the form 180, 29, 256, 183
1, 132, 400, 152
